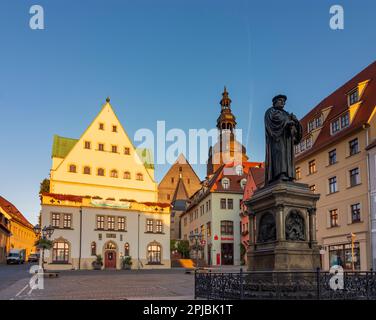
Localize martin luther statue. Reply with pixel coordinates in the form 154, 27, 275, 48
264, 95, 302, 185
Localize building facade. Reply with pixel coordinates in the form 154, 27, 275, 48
0, 209, 11, 263
41, 98, 170, 270
0, 196, 36, 259
295, 61, 376, 271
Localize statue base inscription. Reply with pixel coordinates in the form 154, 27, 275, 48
245, 180, 321, 272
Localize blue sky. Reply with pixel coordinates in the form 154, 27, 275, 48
1, 0, 376, 224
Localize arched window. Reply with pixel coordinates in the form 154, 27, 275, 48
136, 173, 144, 181
124, 243, 130, 256
147, 242, 161, 264
222, 178, 230, 189
69, 164, 77, 173
97, 168, 105, 176
91, 242, 96, 256
83, 166, 91, 175
240, 178, 247, 189
235, 165, 243, 176
105, 242, 116, 250
52, 240, 69, 263
123, 171, 131, 179
110, 169, 118, 178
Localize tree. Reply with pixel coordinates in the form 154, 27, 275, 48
39, 178, 50, 194
177, 240, 190, 258
35, 238, 53, 250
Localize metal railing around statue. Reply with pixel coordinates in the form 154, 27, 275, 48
194, 269, 376, 300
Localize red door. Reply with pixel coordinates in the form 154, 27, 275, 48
105, 250, 116, 269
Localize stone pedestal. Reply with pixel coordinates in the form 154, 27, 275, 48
245, 181, 321, 271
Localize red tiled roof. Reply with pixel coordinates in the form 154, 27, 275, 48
297, 61, 376, 160
0, 196, 34, 230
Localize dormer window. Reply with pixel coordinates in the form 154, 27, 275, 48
240, 178, 247, 189
330, 112, 350, 136
308, 114, 323, 133
222, 178, 230, 189
348, 89, 359, 106
235, 165, 243, 176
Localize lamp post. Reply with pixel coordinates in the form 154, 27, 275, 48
34, 224, 54, 271
189, 232, 202, 269
347, 233, 356, 271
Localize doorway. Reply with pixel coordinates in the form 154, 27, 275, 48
221, 243, 234, 265
105, 250, 116, 269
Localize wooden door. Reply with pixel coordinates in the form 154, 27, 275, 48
105, 250, 116, 269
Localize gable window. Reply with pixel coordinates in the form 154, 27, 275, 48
329, 149, 337, 165
351, 203, 361, 223
98, 143, 104, 151
308, 160, 316, 175
222, 178, 230, 189
110, 169, 118, 178
123, 171, 131, 179
97, 216, 104, 230
227, 199, 234, 210
111, 145, 118, 153
349, 168, 360, 187
118, 217, 126, 231
84, 141, 91, 149
171, 177, 174, 184
83, 166, 91, 175
63, 214, 72, 229
329, 209, 339, 227
136, 173, 144, 181
329, 176, 338, 194
112, 125, 117, 132
124, 147, 130, 155
97, 168, 105, 176
348, 89, 359, 106
349, 138, 359, 156
91, 242, 96, 256
51, 213, 60, 228
69, 164, 77, 173
220, 198, 227, 209
52, 241, 69, 263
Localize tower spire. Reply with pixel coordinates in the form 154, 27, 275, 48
220, 86, 232, 109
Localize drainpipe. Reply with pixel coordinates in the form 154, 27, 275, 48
79, 207, 83, 270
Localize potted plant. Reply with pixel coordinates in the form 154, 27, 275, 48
121, 256, 133, 270
92, 254, 103, 270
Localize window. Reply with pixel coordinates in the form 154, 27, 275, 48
69, 164, 77, 173
111, 145, 118, 153
221, 220, 234, 235
112, 125, 117, 132
156, 220, 163, 233
331, 119, 340, 135
118, 217, 126, 231
110, 169, 118, 178
146, 219, 154, 232
227, 199, 234, 210
329, 242, 360, 270
171, 177, 174, 184
329, 209, 339, 227
97, 216, 105, 230
329, 176, 338, 194
295, 167, 301, 180
98, 143, 104, 151
52, 241, 69, 263
208, 200, 211, 211
235, 165, 243, 176
97, 168, 105, 176
351, 203, 361, 223
84, 141, 91, 149
329, 149, 337, 165
136, 173, 144, 181
349, 138, 359, 156
124, 243, 130, 256
124, 147, 130, 155
220, 198, 227, 209
341, 113, 350, 128
349, 89, 359, 106
240, 179, 247, 189
207, 222, 211, 237
147, 243, 161, 264
83, 166, 91, 175
308, 160, 316, 174
98, 233, 102, 240
309, 185, 316, 193
123, 171, 131, 179
99, 123, 104, 130
52, 213, 60, 228
63, 214, 72, 228
91, 242, 96, 256
222, 178, 230, 189
331, 113, 350, 135
107, 217, 115, 230
187, 178, 190, 184
349, 168, 360, 187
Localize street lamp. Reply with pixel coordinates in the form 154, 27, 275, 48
347, 233, 356, 271
34, 224, 55, 271
189, 232, 202, 269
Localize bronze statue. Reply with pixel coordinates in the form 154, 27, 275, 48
264, 95, 302, 185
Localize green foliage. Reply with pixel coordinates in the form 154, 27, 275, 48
177, 240, 190, 258
92, 254, 103, 267
170, 239, 177, 252
39, 178, 50, 194
121, 255, 133, 269
35, 238, 53, 250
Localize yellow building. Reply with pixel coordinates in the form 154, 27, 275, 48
49, 97, 157, 202
295, 61, 376, 271
0, 196, 36, 259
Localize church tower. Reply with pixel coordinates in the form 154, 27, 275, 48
207, 87, 249, 176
